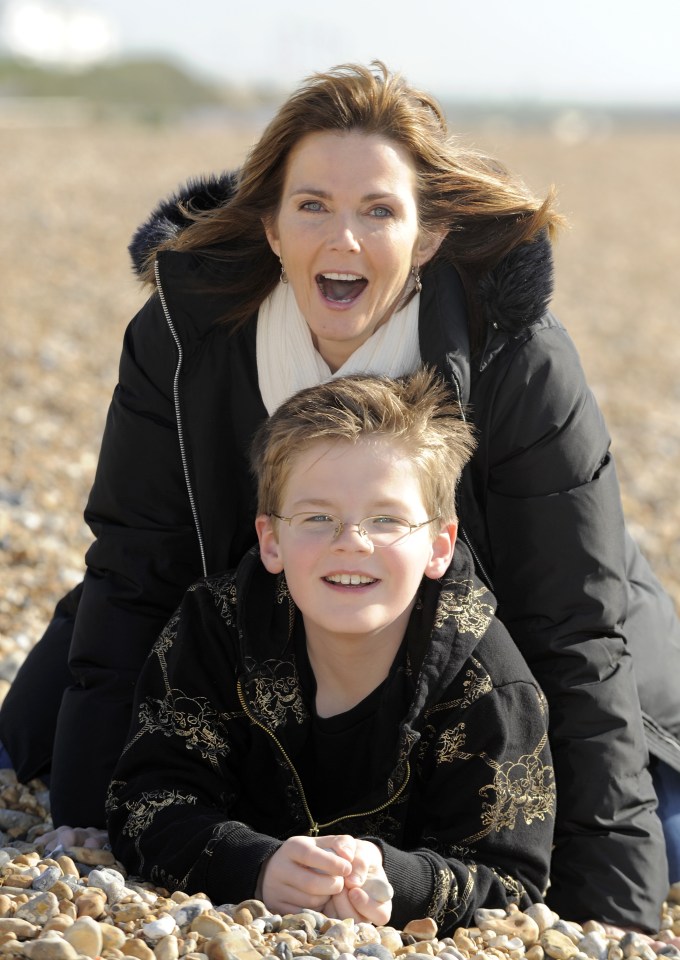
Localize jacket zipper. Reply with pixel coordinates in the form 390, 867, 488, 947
154, 260, 208, 577
236, 679, 411, 836
446, 366, 495, 591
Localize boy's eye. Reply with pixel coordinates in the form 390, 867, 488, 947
366, 516, 407, 531
300, 514, 336, 525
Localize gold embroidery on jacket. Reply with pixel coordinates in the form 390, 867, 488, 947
434, 581, 494, 636
428, 867, 455, 923
479, 737, 555, 833
433, 721, 555, 843
205, 571, 239, 626
247, 661, 308, 729
110, 785, 198, 873
435, 722, 468, 763
426, 658, 494, 719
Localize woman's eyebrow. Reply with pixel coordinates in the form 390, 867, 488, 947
288, 187, 401, 203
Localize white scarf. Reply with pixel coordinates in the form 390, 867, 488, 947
256, 281, 421, 415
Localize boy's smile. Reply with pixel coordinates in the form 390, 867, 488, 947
256, 437, 456, 653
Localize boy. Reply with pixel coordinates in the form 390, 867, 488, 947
107, 370, 555, 933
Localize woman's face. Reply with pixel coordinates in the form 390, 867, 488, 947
265, 130, 443, 372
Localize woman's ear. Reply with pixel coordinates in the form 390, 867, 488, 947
255, 515, 284, 574
416, 227, 447, 267
263, 218, 281, 258
424, 521, 457, 580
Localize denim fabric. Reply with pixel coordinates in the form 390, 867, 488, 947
652, 758, 680, 883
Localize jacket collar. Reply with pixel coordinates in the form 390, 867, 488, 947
232, 540, 496, 731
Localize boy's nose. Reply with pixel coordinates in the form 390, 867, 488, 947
331, 522, 374, 551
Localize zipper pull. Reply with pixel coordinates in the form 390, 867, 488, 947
308, 823, 320, 837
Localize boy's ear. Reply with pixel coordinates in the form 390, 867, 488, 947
255, 515, 284, 574
423, 521, 457, 580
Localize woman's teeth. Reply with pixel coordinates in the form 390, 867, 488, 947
325, 574, 376, 585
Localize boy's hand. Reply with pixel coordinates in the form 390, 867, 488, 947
258, 834, 354, 915
326, 839, 393, 925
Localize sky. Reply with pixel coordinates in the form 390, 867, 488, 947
2, 0, 680, 104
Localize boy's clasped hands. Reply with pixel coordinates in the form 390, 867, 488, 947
259, 834, 394, 924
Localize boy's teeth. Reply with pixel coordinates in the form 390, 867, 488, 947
326, 574, 375, 585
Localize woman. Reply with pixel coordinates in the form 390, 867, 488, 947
1, 62, 678, 929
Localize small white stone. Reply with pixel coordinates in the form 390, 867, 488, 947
361, 876, 394, 903
142, 914, 176, 940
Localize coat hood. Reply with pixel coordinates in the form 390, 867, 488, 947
129, 173, 554, 336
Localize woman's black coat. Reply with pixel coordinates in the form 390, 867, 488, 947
2, 175, 678, 930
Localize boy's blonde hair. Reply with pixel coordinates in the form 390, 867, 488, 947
250, 368, 476, 525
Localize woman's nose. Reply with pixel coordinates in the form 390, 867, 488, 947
328, 215, 361, 252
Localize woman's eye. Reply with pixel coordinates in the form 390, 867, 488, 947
369, 206, 392, 218
300, 200, 324, 212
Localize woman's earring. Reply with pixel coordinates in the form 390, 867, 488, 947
412, 264, 422, 293
280, 258, 289, 284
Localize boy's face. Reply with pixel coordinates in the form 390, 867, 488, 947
256, 438, 456, 648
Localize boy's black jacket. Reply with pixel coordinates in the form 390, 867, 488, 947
107, 543, 555, 933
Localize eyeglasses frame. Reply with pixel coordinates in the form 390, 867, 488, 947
270, 512, 441, 548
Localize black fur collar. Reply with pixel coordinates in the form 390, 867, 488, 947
129, 172, 554, 333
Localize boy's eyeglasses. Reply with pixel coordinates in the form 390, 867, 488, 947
271, 512, 440, 548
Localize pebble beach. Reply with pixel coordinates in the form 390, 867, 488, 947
0, 768, 678, 959
2, 120, 680, 955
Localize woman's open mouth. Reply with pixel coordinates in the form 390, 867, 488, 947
316, 273, 368, 304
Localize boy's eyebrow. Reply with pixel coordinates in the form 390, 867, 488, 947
289, 496, 412, 513
289, 497, 334, 510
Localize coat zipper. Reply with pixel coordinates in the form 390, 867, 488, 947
236, 679, 411, 836
154, 260, 208, 577
447, 365, 494, 591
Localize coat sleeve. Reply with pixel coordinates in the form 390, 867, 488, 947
479, 319, 668, 929
370, 674, 554, 935
107, 580, 282, 901
50, 292, 206, 828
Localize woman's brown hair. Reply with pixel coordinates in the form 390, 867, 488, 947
143, 61, 561, 334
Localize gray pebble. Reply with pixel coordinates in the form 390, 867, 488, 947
275, 941, 293, 960
87, 866, 127, 904
0, 808, 41, 832
553, 920, 582, 945
578, 933, 608, 960
355, 945, 394, 960
172, 898, 211, 928
32, 864, 62, 892
301, 908, 326, 931
309, 945, 339, 960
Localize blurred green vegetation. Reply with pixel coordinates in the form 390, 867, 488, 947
0, 55, 281, 122
1, 55, 678, 129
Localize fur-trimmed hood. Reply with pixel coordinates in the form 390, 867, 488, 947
129, 172, 554, 335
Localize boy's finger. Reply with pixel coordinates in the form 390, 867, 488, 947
348, 885, 392, 925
